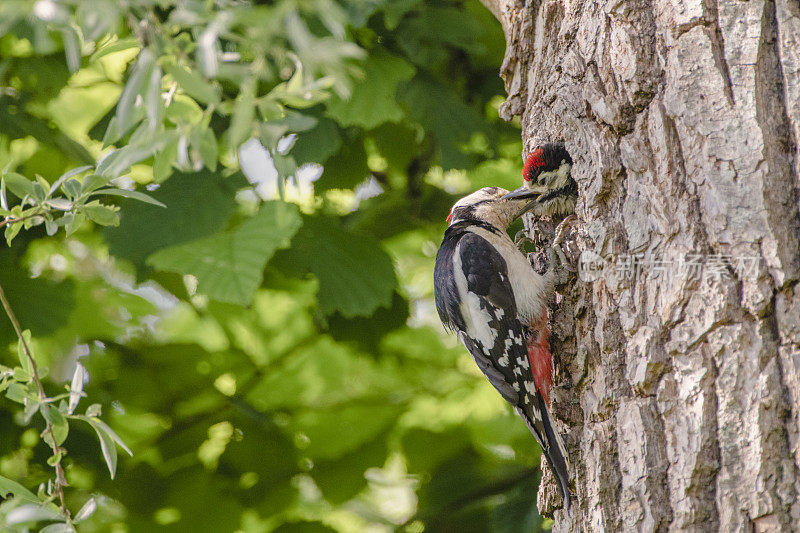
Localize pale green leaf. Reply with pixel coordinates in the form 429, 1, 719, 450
89, 188, 166, 207
5, 503, 62, 525
73, 497, 97, 522
190, 125, 218, 171
0, 474, 40, 504
16, 329, 33, 375
82, 201, 119, 226
163, 60, 220, 105
50, 165, 92, 196
3, 172, 34, 199
41, 404, 69, 446
229, 78, 256, 150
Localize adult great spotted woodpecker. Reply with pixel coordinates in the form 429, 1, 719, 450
433, 147, 578, 511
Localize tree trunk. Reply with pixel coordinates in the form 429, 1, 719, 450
481, 0, 800, 531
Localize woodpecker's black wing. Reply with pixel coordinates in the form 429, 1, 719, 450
434, 227, 572, 509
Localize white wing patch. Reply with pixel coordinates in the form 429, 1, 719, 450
452, 242, 498, 351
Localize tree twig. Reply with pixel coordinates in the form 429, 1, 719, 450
0, 212, 40, 230
0, 281, 70, 517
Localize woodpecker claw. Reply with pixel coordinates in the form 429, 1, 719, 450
548, 244, 573, 285
553, 215, 578, 246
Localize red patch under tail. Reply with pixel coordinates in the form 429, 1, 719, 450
526, 311, 553, 406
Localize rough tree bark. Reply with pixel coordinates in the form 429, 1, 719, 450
480, 0, 800, 531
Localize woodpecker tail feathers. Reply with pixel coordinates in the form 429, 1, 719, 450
516, 401, 572, 513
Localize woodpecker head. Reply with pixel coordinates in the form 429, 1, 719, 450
446, 186, 540, 229
503, 143, 578, 217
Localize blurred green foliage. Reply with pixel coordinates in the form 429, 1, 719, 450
0, 0, 550, 531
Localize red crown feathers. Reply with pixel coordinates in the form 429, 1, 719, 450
523, 148, 545, 182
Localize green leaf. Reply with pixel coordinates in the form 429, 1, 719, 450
61, 28, 81, 73
104, 170, 246, 268
229, 78, 256, 149
326, 50, 415, 129
147, 202, 302, 305
50, 165, 92, 196
5, 503, 63, 525
3, 172, 34, 199
89, 187, 166, 207
73, 497, 96, 522
115, 47, 155, 138
190, 125, 218, 171
5, 382, 30, 403
80, 416, 132, 479
395, 7, 487, 67
0, 474, 40, 504
290, 404, 399, 460
90, 36, 138, 62
41, 404, 69, 446
47, 451, 64, 466
80, 174, 109, 194
89, 417, 133, 456
290, 118, 342, 166
399, 74, 484, 169
96, 131, 179, 178
17, 329, 33, 375
63, 179, 82, 199
162, 60, 220, 105
82, 201, 120, 226
144, 63, 163, 127
93, 421, 117, 478
5, 218, 21, 245
272, 216, 397, 317
314, 130, 368, 191
40, 523, 76, 533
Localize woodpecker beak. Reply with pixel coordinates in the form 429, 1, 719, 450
501, 184, 549, 201
502, 185, 547, 218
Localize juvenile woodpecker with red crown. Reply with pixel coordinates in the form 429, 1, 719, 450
433, 147, 578, 511
503, 142, 577, 217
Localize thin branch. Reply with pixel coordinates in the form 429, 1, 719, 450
0, 281, 70, 518
0, 212, 40, 230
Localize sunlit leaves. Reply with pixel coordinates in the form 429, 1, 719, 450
147, 202, 302, 305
